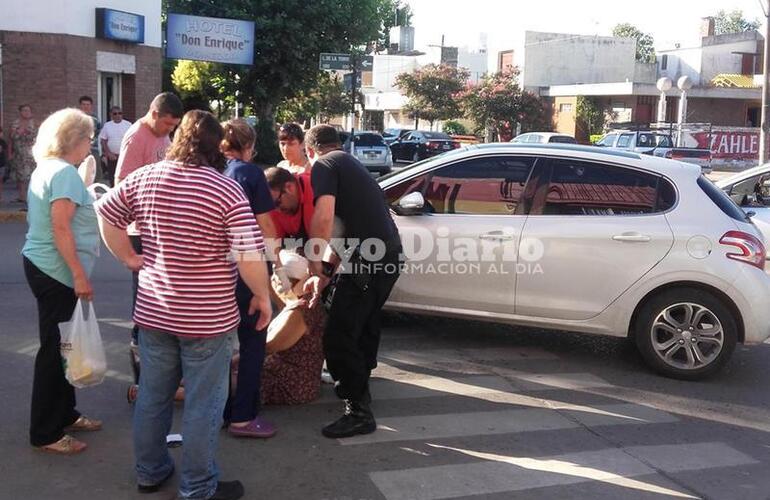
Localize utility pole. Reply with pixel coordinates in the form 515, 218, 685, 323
761, 0, 770, 163
350, 53, 357, 140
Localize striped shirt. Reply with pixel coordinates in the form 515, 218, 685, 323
95, 161, 265, 337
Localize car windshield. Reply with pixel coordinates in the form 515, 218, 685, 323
354, 133, 386, 146
423, 132, 451, 140
637, 133, 672, 147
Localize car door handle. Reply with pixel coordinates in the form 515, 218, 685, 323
612, 232, 651, 243
479, 232, 515, 241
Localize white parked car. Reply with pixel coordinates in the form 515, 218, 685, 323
380, 143, 770, 379
715, 163, 770, 246
511, 132, 577, 144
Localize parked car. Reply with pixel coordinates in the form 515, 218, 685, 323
389, 131, 461, 163
596, 130, 712, 173
716, 163, 770, 247
511, 132, 577, 144
342, 131, 393, 175
383, 128, 412, 145
379, 142, 770, 380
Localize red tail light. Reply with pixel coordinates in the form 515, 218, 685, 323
664, 150, 673, 159
425, 141, 437, 149
720, 231, 766, 270
452, 141, 461, 148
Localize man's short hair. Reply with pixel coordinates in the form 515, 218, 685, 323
78, 96, 93, 104
265, 166, 298, 191
278, 123, 304, 142
305, 124, 341, 153
110, 106, 122, 113
150, 92, 184, 119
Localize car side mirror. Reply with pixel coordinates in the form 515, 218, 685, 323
393, 192, 425, 216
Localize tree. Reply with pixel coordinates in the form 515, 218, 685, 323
395, 64, 469, 128
375, 1, 413, 53
442, 120, 467, 135
575, 96, 605, 138
612, 23, 656, 64
171, 60, 225, 114
713, 10, 761, 35
276, 72, 352, 126
165, 0, 395, 163
459, 68, 550, 141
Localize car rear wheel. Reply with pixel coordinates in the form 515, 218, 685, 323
633, 287, 737, 380
412, 150, 420, 163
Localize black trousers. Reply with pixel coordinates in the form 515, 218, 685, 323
130, 235, 142, 343
324, 252, 400, 402
23, 257, 81, 446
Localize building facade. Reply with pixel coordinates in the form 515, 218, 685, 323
0, 0, 163, 128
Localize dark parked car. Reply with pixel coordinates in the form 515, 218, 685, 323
389, 131, 461, 163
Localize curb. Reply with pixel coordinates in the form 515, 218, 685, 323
0, 211, 26, 223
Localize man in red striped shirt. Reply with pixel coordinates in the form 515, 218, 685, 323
96, 111, 269, 500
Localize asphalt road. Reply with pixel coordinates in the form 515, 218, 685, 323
2, 221, 770, 500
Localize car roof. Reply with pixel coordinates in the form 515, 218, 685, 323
379, 143, 701, 188
715, 163, 770, 188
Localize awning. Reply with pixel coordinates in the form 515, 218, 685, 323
711, 74, 759, 89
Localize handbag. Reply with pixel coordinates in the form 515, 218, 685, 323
59, 299, 107, 388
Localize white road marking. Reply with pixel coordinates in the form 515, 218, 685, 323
369, 441, 756, 500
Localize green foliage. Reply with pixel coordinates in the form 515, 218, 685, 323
459, 68, 550, 140
165, 0, 394, 162
589, 134, 603, 144
375, 1, 413, 53
713, 10, 761, 35
395, 64, 469, 126
576, 97, 606, 137
612, 23, 656, 64
442, 120, 467, 135
276, 73, 352, 126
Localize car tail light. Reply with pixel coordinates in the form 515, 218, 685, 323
452, 141, 461, 148
664, 150, 673, 159
719, 231, 766, 270
425, 141, 437, 149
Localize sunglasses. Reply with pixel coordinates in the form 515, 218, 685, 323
112, 112, 122, 116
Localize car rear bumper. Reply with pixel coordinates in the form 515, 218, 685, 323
725, 266, 770, 344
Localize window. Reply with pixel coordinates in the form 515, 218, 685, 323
512, 134, 529, 143
661, 54, 668, 70
698, 176, 749, 222
548, 135, 577, 144
541, 159, 662, 216
616, 134, 634, 148
559, 103, 573, 113
384, 156, 536, 215
423, 132, 451, 140
595, 134, 617, 147
637, 133, 672, 148
424, 156, 535, 215
354, 133, 386, 146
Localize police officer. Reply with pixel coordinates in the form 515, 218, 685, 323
303, 124, 401, 438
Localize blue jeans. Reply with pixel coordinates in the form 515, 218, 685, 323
134, 328, 234, 499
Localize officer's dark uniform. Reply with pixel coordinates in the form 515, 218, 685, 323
311, 149, 401, 438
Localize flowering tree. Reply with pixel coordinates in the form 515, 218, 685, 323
395, 64, 469, 128
460, 68, 551, 141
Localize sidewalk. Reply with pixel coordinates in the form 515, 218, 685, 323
0, 180, 27, 223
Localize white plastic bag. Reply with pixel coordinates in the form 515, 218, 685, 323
59, 299, 107, 388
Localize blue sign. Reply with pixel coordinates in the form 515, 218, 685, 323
95, 8, 145, 44
166, 13, 255, 66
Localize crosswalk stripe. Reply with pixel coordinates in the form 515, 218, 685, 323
369, 441, 757, 500
340, 403, 677, 446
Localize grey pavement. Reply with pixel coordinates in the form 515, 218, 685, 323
2, 221, 770, 500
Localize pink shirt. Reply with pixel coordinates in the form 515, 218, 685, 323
95, 161, 265, 337
115, 120, 170, 183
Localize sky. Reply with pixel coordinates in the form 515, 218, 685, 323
406, 0, 767, 68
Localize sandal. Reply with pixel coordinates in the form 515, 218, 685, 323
65, 415, 103, 432
37, 435, 87, 455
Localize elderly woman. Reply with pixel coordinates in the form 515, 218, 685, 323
95, 110, 271, 500
21, 108, 103, 455
10, 104, 38, 207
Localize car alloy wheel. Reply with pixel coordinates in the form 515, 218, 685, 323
633, 287, 737, 380
649, 302, 724, 371
412, 151, 420, 163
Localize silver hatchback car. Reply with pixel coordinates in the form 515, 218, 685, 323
379, 143, 770, 380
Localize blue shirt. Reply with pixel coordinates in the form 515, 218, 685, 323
22, 158, 100, 287
223, 158, 275, 216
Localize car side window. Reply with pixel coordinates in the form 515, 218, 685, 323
527, 135, 541, 143
596, 134, 617, 147
541, 159, 662, 216
422, 156, 536, 215
616, 134, 633, 148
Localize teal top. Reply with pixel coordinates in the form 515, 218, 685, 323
22, 158, 100, 287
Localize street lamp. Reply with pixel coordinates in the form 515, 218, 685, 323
656, 77, 672, 123
676, 75, 693, 147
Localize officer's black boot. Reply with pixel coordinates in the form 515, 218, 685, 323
322, 399, 376, 438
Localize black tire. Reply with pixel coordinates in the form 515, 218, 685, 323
412, 150, 420, 163
633, 287, 737, 380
